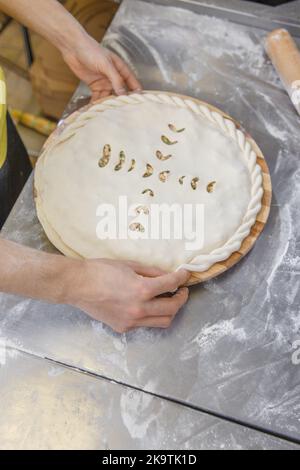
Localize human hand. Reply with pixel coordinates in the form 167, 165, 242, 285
62, 34, 142, 101
65, 259, 190, 333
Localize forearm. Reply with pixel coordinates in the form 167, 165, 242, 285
0, 237, 78, 304
0, 0, 87, 55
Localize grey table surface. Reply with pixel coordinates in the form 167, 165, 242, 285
0, 349, 298, 450
0, 0, 300, 449
2, 349, 299, 450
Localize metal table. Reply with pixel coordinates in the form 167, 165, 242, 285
0, 0, 300, 449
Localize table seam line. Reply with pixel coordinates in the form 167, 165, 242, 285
7, 345, 300, 448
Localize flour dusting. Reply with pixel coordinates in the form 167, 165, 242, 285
194, 319, 247, 351
120, 389, 156, 440
105, 0, 278, 93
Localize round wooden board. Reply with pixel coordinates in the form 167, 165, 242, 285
35, 91, 272, 287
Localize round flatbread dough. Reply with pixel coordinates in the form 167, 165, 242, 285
35, 93, 263, 272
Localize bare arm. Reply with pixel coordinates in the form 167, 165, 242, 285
0, 237, 81, 304
0, 1, 189, 331
0, 237, 189, 332
0, 0, 86, 55
0, 0, 142, 98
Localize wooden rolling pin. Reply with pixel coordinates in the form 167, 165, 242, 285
11, 109, 57, 136
265, 29, 300, 115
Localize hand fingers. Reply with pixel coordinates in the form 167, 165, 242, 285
91, 89, 111, 102
89, 78, 113, 102
136, 288, 188, 328
104, 57, 128, 95
110, 52, 142, 92
124, 260, 167, 278
136, 316, 174, 329
145, 269, 191, 297
144, 287, 189, 317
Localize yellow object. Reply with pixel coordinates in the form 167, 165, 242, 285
0, 67, 7, 169
11, 109, 56, 137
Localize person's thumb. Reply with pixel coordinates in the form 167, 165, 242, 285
105, 60, 127, 95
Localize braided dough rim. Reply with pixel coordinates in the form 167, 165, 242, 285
35, 91, 266, 277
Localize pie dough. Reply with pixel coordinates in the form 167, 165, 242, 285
35, 92, 263, 272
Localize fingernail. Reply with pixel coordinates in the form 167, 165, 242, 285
134, 88, 143, 94
117, 88, 127, 95
181, 289, 189, 301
